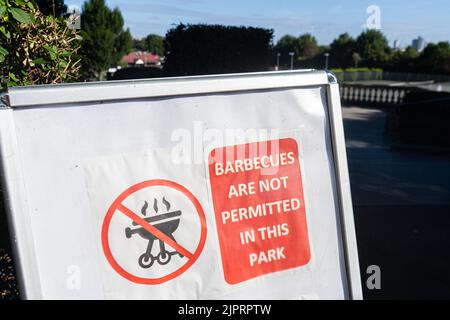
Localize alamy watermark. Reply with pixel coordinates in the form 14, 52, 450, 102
364, 5, 381, 30
66, 5, 81, 30
170, 121, 283, 176
366, 265, 381, 290
66, 264, 81, 290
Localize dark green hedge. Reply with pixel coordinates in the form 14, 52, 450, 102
163, 24, 274, 76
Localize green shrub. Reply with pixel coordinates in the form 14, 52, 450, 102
331, 68, 383, 82
0, 248, 18, 300
0, 0, 82, 88
330, 68, 344, 81
164, 24, 273, 76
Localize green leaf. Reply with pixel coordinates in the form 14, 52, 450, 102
43, 44, 56, 53
60, 51, 72, 57
9, 73, 19, 82
0, 26, 10, 39
6, 81, 17, 88
58, 60, 68, 69
9, 7, 32, 24
32, 58, 47, 65
25, 0, 34, 9
0, 5, 6, 17
0, 45, 8, 56
43, 45, 57, 60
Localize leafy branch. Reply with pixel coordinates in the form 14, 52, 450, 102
0, 0, 82, 88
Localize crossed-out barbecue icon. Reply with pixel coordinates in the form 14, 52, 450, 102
125, 197, 183, 268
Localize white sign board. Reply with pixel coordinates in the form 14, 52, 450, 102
0, 70, 362, 299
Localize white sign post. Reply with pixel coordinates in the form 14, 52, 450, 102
0, 70, 362, 299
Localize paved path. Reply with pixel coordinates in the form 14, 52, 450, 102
343, 105, 450, 299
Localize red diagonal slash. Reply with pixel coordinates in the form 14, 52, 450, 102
118, 203, 194, 259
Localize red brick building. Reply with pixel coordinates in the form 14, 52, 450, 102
121, 51, 161, 66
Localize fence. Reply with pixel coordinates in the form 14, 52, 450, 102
383, 72, 450, 83
339, 84, 413, 106
333, 71, 450, 83
333, 70, 383, 82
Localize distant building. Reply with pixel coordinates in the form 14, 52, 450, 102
121, 51, 161, 67
412, 36, 426, 52
393, 40, 401, 51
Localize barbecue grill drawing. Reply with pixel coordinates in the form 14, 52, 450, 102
125, 197, 183, 268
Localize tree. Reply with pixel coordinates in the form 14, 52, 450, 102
110, 7, 132, 64
144, 34, 164, 55
0, 0, 82, 88
388, 46, 419, 72
355, 30, 391, 68
274, 33, 320, 67
297, 33, 319, 59
274, 35, 299, 67
35, 0, 67, 17
352, 52, 362, 68
164, 24, 273, 76
80, 0, 132, 80
132, 34, 164, 55
419, 42, 450, 74
132, 38, 146, 51
329, 33, 356, 68
274, 35, 298, 56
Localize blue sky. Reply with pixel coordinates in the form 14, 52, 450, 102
67, 0, 450, 47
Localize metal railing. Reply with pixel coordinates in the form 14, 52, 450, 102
383, 72, 450, 83
333, 71, 450, 83
340, 84, 412, 106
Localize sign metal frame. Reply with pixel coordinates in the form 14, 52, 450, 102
0, 70, 362, 299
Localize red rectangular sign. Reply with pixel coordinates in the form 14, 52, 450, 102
208, 138, 311, 284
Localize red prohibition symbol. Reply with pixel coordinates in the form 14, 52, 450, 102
101, 179, 207, 284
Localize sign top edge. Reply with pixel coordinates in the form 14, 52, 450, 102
6, 70, 330, 108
